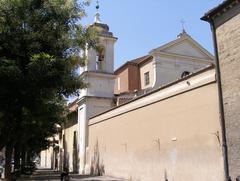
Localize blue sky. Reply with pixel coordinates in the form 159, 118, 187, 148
81, 0, 223, 69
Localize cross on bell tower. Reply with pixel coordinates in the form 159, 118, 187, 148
94, 0, 101, 23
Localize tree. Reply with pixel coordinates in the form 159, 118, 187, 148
0, 0, 96, 180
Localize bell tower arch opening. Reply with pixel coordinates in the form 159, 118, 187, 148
96, 45, 105, 71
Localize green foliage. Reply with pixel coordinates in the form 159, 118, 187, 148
0, 0, 95, 155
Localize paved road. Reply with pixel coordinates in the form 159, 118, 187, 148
17, 169, 126, 181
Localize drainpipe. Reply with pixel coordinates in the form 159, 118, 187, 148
209, 18, 231, 181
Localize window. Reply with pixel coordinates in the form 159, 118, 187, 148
181, 71, 190, 78
144, 71, 150, 86
117, 77, 121, 90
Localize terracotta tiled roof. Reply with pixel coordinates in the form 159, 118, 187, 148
114, 55, 153, 74
68, 98, 78, 112
130, 55, 152, 65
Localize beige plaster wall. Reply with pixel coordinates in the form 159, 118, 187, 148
88, 80, 224, 180
63, 123, 78, 172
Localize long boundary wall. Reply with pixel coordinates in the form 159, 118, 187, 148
88, 68, 224, 181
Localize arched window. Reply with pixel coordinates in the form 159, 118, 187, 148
181, 71, 190, 78
96, 45, 105, 70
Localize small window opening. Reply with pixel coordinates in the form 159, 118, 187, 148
181, 71, 190, 78
144, 72, 150, 86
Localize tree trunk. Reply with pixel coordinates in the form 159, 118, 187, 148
0, 144, 4, 152
26, 151, 30, 165
0, 136, 6, 151
5, 144, 13, 181
14, 144, 21, 172
21, 149, 26, 171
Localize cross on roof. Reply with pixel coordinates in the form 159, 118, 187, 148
180, 19, 186, 33
96, 0, 100, 10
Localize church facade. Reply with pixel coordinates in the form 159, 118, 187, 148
40, 1, 240, 180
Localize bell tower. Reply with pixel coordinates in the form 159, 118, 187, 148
77, 1, 117, 174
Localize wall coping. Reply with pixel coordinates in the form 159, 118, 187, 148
89, 66, 216, 126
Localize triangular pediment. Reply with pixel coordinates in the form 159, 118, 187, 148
150, 33, 214, 61
163, 40, 211, 59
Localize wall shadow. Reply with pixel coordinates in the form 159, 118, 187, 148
90, 139, 105, 176
72, 131, 79, 173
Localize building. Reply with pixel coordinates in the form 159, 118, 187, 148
202, 0, 240, 180
114, 32, 213, 95
39, 1, 240, 180
114, 31, 214, 105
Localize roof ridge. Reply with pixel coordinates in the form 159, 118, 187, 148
114, 55, 153, 74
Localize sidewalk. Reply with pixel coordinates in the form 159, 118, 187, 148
70, 175, 125, 181
17, 169, 60, 181
17, 169, 126, 181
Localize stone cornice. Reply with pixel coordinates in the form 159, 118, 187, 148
77, 96, 113, 106
80, 71, 116, 79
201, 0, 239, 21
